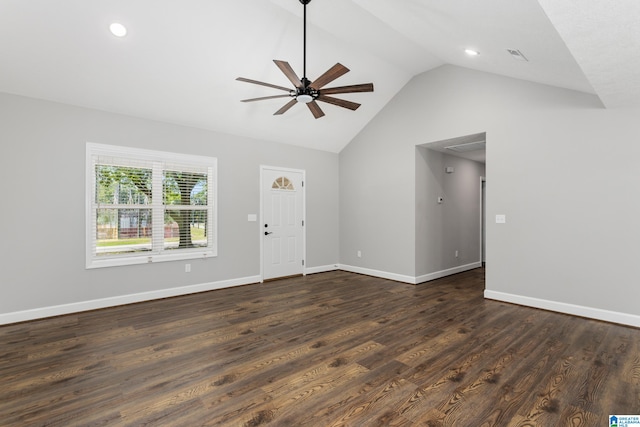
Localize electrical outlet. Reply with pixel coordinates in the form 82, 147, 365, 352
357, 250, 362, 258
455, 250, 459, 258
185, 263, 191, 273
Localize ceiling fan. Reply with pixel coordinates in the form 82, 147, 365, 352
236, 0, 374, 119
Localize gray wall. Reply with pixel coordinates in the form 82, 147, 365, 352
340, 64, 594, 278
487, 107, 640, 317
339, 96, 418, 276
0, 93, 339, 316
341, 64, 640, 319
4, 62, 640, 324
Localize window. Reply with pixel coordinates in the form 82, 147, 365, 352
272, 176, 294, 190
86, 143, 217, 268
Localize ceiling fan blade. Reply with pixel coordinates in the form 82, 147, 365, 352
307, 101, 325, 119
274, 60, 302, 88
274, 99, 298, 115
317, 95, 361, 111
310, 63, 350, 90
320, 83, 374, 95
236, 77, 292, 92
241, 94, 292, 103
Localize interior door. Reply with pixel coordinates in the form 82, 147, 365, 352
262, 167, 304, 280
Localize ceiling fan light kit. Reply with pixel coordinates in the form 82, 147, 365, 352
296, 94, 314, 103
236, 0, 374, 118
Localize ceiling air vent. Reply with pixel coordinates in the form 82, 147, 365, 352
445, 141, 486, 152
507, 49, 528, 62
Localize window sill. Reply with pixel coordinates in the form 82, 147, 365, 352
86, 249, 216, 269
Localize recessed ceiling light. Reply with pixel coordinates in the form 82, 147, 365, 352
464, 49, 479, 56
109, 22, 127, 38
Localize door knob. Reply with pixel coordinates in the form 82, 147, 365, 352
264, 231, 273, 236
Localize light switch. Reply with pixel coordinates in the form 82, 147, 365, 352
495, 214, 506, 224
248, 214, 257, 222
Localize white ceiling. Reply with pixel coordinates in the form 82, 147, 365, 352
0, 0, 635, 153
536, 0, 640, 109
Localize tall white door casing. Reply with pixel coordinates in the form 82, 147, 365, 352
261, 167, 305, 280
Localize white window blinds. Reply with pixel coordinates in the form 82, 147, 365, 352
86, 143, 217, 269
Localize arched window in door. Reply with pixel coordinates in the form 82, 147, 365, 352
272, 176, 294, 190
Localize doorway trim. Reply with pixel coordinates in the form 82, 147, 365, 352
259, 165, 306, 282
480, 176, 486, 268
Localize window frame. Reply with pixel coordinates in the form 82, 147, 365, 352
86, 143, 217, 269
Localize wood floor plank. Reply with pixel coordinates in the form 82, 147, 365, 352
1, 268, 639, 426
461, 312, 579, 426
314, 363, 416, 426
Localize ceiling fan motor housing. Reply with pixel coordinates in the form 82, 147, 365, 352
295, 76, 316, 103
297, 77, 317, 99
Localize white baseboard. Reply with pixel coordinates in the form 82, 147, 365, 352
0, 275, 261, 326
485, 290, 640, 328
415, 262, 482, 284
338, 262, 482, 285
338, 264, 416, 284
305, 264, 340, 275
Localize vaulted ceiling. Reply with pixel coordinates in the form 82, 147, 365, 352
0, 0, 636, 152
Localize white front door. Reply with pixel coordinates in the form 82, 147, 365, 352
261, 167, 305, 280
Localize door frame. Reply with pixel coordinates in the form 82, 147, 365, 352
479, 176, 486, 268
259, 165, 306, 282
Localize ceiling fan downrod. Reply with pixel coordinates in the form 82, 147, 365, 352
296, 0, 314, 102
300, 0, 311, 85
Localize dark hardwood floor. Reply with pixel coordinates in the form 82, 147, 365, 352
1, 269, 639, 426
